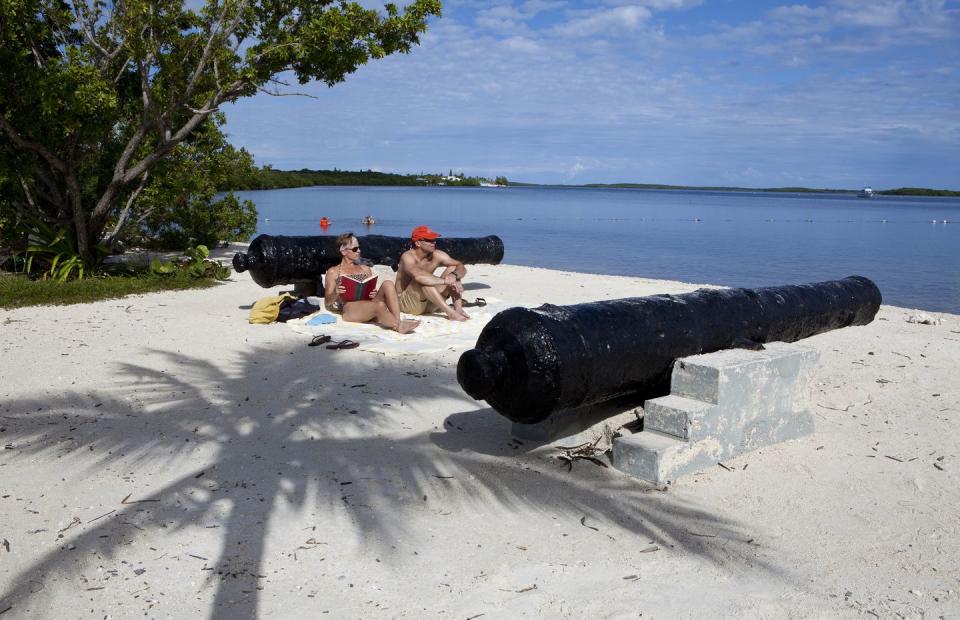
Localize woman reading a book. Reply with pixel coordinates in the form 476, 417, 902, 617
324, 233, 420, 334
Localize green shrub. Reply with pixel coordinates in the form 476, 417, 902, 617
150, 245, 231, 280
22, 216, 106, 282
0, 271, 218, 309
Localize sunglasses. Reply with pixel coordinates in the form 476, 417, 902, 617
345, 246, 360, 252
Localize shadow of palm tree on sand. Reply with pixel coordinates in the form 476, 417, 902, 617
1, 340, 784, 618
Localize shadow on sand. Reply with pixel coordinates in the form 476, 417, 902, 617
1, 339, 783, 617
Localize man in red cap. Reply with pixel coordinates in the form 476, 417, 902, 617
395, 225, 469, 321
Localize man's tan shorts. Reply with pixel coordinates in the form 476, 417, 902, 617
398, 287, 442, 316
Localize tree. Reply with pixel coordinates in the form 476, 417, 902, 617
132, 116, 258, 249
0, 0, 441, 262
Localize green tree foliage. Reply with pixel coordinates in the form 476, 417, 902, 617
0, 0, 442, 263
881, 187, 960, 197
131, 117, 258, 249
229, 168, 425, 189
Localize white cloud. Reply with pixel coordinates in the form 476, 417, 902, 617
567, 161, 587, 179
554, 5, 653, 38
223, 0, 960, 187
598, 0, 701, 9
830, 0, 908, 28
502, 35, 542, 53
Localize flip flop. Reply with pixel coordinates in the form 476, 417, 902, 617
308, 334, 332, 347
467, 297, 487, 307
326, 339, 360, 350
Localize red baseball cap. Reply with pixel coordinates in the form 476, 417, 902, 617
411, 225, 441, 241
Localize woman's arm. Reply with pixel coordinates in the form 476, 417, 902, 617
365, 267, 378, 299
324, 267, 341, 308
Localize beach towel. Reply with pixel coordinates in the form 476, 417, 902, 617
306, 313, 338, 326
286, 297, 512, 355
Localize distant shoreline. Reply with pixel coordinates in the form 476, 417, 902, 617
226, 169, 959, 197
509, 183, 960, 197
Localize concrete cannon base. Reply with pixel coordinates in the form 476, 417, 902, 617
611, 342, 818, 484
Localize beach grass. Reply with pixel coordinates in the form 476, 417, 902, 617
0, 271, 219, 309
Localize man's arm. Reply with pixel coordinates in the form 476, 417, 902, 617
435, 250, 467, 282
399, 252, 459, 288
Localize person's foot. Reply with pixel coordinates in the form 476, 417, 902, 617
453, 300, 470, 319
397, 319, 420, 334
448, 311, 469, 322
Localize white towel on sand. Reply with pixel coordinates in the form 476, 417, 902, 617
286, 297, 511, 354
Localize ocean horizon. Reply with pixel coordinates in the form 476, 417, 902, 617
235, 185, 960, 314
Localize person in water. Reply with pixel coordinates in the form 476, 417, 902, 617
324, 232, 420, 334
395, 225, 469, 321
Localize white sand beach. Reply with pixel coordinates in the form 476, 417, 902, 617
1, 261, 958, 618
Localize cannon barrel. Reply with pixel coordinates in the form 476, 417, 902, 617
233, 234, 505, 288
457, 276, 881, 424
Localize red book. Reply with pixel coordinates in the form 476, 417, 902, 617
340, 273, 378, 302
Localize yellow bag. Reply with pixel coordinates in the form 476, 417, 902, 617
249, 293, 297, 324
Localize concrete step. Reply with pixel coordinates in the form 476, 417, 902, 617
611, 429, 720, 485
643, 394, 714, 441
611, 342, 819, 484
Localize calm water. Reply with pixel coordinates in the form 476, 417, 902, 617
235, 186, 960, 313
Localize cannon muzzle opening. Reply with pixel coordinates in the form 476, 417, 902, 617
232, 252, 250, 273
457, 346, 508, 400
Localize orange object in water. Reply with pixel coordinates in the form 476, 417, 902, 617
319, 217, 330, 228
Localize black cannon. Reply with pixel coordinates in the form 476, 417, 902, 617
457, 276, 881, 424
233, 233, 505, 288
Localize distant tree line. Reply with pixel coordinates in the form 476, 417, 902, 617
223, 168, 510, 190
881, 188, 960, 197
576, 183, 959, 196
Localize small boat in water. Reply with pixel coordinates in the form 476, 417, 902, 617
858, 186, 875, 198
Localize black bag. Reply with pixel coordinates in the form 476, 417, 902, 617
277, 298, 320, 322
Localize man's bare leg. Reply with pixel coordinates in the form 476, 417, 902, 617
439, 267, 469, 318
410, 280, 468, 321
452, 294, 469, 319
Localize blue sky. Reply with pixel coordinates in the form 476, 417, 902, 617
223, 0, 960, 188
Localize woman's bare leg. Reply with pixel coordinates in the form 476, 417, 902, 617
377, 281, 402, 318
372, 300, 419, 333
378, 282, 421, 333
342, 300, 378, 323
344, 299, 418, 333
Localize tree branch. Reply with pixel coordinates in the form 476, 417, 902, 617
17, 177, 38, 211
0, 116, 69, 175
105, 171, 150, 248
256, 86, 318, 99
70, 0, 112, 64
114, 56, 132, 83
178, 0, 239, 110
